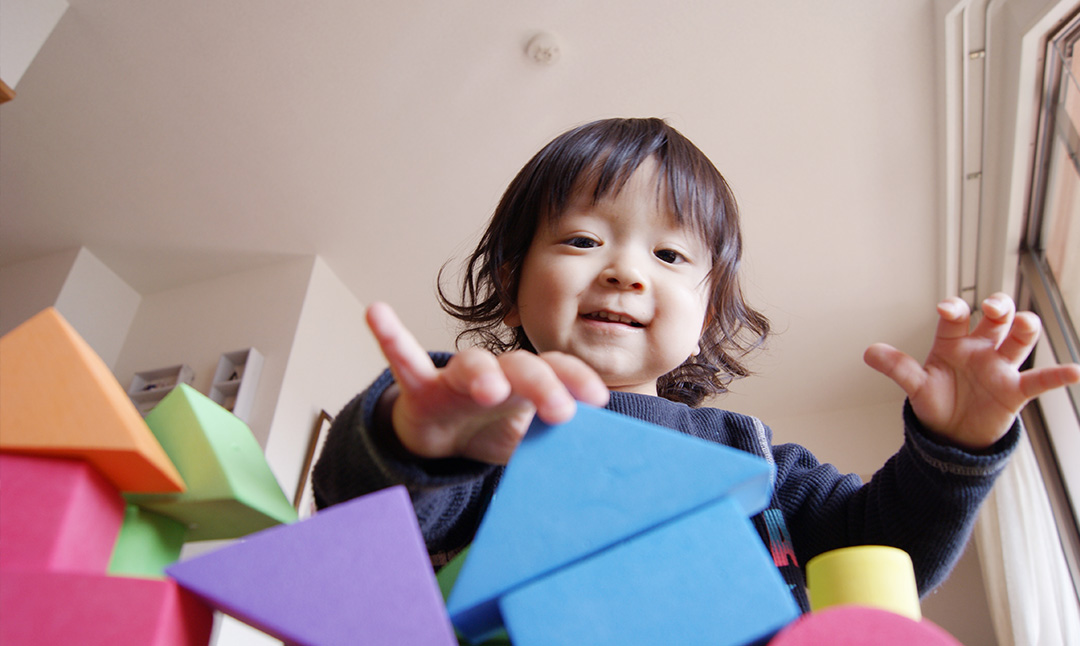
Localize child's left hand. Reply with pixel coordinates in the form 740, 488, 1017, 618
864, 293, 1080, 451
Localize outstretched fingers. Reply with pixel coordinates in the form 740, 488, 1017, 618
365, 302, 438, 391
441, 348, 512, 405
933, 297, 973, 341
495, 352, 584, 425
863, 343, 927, 398
538, 351, 611, 409
970, 293, 1018, 347
1019, 363, 1080, 401
995, 311, 1042, 366
442, 349, 608, 419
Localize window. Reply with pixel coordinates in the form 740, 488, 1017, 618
1018, 8, 1080, 598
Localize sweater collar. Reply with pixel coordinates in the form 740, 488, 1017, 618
606, 390, 689, 424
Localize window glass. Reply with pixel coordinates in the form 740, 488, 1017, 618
1041, 38, 1080, 347
1020, 16, 1080, 594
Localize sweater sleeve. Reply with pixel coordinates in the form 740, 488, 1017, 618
310, 353, 503, 560
772, 400, 1019, 596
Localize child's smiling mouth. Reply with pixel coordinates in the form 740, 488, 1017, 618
582, 310, 645, 328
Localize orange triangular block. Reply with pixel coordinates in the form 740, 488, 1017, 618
0, 308, 185, 493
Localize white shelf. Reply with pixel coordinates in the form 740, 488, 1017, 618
209, 348, 262, 424
128, 364, 194, 416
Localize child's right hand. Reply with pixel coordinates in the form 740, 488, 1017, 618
365, 302, 610, 465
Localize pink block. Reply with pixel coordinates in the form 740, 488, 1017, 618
0, 453, 126, 573
0, 570, 213, 646
768, 606, 963, 646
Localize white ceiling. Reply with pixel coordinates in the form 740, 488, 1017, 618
0, 1, 946, 433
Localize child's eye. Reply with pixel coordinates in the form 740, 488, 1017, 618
565, 236, 599, 249
655, 249, 685, 264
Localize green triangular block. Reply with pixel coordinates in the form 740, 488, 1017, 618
108, 505, 187, 577
436, 547, 511, 646
126, 385, 298, 540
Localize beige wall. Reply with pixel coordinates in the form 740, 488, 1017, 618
0, 247, 140, 369
264, 256, 383, 506
112, 257, 314, 452
55, 248, 141, 369
0, 248, 78, 336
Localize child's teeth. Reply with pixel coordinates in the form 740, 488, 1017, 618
596, 312, 634, 325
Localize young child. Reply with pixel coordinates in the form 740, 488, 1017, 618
312, 117, 1080, 610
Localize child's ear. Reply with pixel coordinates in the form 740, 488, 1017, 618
504, 305, 521, 328
692, 309, 711, 357
498, 263, 521, 327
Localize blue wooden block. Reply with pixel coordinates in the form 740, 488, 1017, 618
499, 497, 800, 646
446, 404, 774, 642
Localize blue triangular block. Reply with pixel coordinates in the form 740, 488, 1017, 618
447, 404, 774, 642
500, 497, 800, 646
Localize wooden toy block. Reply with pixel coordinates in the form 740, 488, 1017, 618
0, 308, 184, 493
0, 569, 213, 646
499, 497, 800, 646
125, 384, 297, 540
166, 485, 458, 646
108, 504, 187, 577
447, 404, 774, 641
767, 605, 962, 646
0, 453, 125, 573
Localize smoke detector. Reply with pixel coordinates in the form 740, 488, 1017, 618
526, 32, 561, 65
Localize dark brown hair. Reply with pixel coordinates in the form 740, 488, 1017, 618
438, 117, 769, 406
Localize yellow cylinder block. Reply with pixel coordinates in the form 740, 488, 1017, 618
806, 545, 921, 621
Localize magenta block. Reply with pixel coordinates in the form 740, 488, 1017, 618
0, 569, 213, 646
767, 606, 963, 646
167, 485, 457, 646
0, 453, 125, 573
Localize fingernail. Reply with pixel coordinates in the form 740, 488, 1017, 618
939, 301, 961, 318
986, 298, 1007, 316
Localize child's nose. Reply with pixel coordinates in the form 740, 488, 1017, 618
601, 265, 646, 291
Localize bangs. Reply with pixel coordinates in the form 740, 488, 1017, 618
537, 119, 733, 260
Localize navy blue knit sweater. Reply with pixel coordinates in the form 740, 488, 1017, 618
312, 354, 1019, 609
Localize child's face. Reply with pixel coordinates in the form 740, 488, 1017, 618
505, 158, 712, 396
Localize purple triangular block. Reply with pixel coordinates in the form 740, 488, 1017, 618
166, 485, 456, 646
